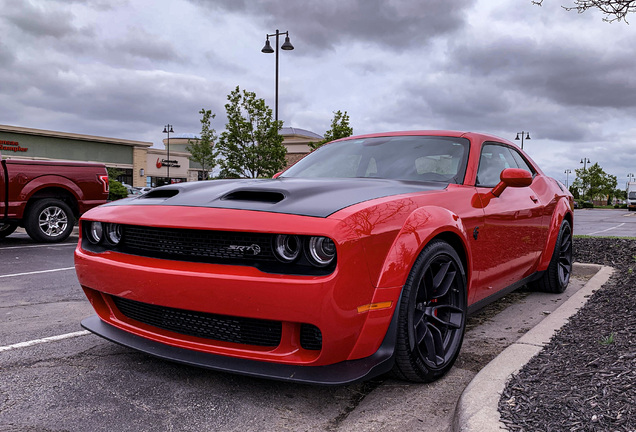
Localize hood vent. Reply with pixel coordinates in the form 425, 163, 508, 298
222, 190, 285, 204
142, 189, 180, 199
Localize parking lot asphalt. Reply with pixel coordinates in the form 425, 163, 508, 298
0, 208, 628, 431
574, 208, 636, 237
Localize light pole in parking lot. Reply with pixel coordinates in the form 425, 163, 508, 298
580, 157, 591, 200
515, 131, 531, 150
261, 29, 294, 124
564, 169, 571, 188
163, 124, 174, 184
580, 157, 591, 170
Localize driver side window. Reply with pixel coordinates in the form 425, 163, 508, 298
476, 144, 515, 187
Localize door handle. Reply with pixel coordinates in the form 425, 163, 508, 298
530, 195, 539, 203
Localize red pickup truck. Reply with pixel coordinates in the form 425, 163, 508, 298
0, 155, 109, 242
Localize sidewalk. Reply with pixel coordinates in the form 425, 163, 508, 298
453, 264, 614, 431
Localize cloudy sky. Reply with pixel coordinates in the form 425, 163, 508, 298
1, 0, 635, 187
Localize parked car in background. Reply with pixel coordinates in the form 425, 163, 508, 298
75, 130, 573, 385
627, 182, 636, 211
1, 153, 108, 242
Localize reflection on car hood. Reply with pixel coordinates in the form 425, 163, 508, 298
107, 178, 446, 218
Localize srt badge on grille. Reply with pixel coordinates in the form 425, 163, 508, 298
228, 244, 262, 256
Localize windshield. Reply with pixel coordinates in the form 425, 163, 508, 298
282, 135, 470, 184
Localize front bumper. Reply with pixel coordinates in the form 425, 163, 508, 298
81, 310, 398, 385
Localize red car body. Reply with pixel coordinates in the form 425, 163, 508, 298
75, 131, 573, 384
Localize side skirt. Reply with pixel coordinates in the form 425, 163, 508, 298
467, 271, 544, 315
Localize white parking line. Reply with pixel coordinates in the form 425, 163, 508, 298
2, 243, 77, 250
0, 330, 90, 352
588, 222, 626, 235
0, 267, 75, 279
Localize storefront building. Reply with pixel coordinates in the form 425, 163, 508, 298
0, 124, 322, 187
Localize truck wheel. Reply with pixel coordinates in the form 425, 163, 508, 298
25, 199, 75, 243
0, 223, 18, 239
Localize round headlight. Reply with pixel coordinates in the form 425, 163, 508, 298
273, 234, 301, 262
105, 223, 122, 245
307, 237, 336, 267
87, 221, 103, 244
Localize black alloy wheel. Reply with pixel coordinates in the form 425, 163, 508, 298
393, 240, 467, 383
530, 219, 572, 294
556, 221, 573, 288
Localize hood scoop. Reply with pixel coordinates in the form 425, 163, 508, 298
142, 189, 180, 199
221, 190, 285, 204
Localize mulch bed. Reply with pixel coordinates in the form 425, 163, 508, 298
499, 237, 636, 431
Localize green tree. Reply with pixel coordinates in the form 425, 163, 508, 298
186, 108, 218, 180
569, 185, 580, 200
309, 110, 354, 151
572, 162, 617, 202
216, 86, 287, 178
532, 0, 636, 22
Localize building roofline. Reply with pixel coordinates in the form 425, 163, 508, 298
0, 124, 153, 148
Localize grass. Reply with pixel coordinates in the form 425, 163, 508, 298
574, 235, 636, 240
600, 332, 616, 345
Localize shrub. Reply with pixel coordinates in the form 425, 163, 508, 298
108, 179, 128, 201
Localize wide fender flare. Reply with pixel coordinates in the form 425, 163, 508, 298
375, 206, 471, 289
537, 199, 573, 271
20, 175, 83, 202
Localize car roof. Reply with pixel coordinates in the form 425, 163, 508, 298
334, 130, 512, 145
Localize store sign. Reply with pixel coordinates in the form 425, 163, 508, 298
156, 157, 180, 168
0, 140, 28, 152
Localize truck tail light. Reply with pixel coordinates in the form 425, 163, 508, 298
98, 175, 109, 193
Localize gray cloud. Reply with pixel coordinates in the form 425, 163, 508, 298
189, 0, 475, 51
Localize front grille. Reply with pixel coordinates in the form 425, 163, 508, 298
300, 324, 323, 350
121, 225, 276, 262
112, 296, 282, 347
81, 223, 336, 275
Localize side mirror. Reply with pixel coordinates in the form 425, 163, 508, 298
491, 168, 532, 197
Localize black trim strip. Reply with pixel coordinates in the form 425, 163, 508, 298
467, 271, 543, 315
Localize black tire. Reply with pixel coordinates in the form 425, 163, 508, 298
0, 223, 18, 239
24, 199, 75, 243
393, 240, 467, 383
530, 219, 573, 293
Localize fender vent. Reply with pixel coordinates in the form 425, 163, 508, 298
222, 190, 285, 203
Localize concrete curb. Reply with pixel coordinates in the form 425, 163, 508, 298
453, 263, 615, 432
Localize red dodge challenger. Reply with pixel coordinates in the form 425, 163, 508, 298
74, 131, 573, 384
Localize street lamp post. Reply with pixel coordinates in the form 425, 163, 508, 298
580, 157, 591, 200
580, 157, 590, 170
261, 29, 294, 124
564, 169, 572, 188
163, 124, 174, 183
515, 131, 531, 150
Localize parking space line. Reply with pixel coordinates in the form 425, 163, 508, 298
0, 267, 75, 279
0, 330, 90, 352
2, 243, 77, 250
588, 223, 626, 235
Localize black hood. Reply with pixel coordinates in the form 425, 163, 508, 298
110, 178, 446, 218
